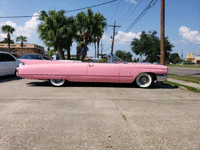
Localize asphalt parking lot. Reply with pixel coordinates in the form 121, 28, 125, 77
0, 76, 200, 150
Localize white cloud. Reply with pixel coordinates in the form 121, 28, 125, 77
24, 12, 40, 30
126, 0, 137, 4
179, 26, 200, 44
102, 33, 112, 42
114, 31, 141, 44
0, 33, 7, 39
0, 12, 40, 42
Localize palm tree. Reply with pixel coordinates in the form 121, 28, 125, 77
1, 25, 15, 53
0, 38, 14, 44
16, 35, 27, 54
38, 10, 75, 60
92, 12, 107, 58
62, 16, 76, 60
75, 8, 107, 61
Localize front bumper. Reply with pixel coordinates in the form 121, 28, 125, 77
16, 67, 19, 77
156, 74, 168, 82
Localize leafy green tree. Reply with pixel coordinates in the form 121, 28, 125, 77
38, 10, 75, 60
16, 35, 27, 51
48, 49, 57, 58
131, 31, 174, 63
75, 8, 107, 61
0, 38, 14, 44
168, 53, 180, 63
1, 25, 15, 53
169, 53, 181, 64
133, 57, 139, 62
173, 56, 181, 64
115, 50, 133, 62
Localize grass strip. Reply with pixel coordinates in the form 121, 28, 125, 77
163, 81, 200, 93
166, 64, 200, 68
167, 74, 200, 84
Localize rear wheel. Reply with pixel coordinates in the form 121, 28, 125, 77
135, 73, 153, 88
49, 79, 66, 87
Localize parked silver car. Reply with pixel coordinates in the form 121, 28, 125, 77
0, 52, 20, 76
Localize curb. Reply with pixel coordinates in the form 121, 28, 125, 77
178, 86, 188, 91
167, 78, 200, 90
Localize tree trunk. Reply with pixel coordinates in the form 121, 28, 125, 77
150, 53, 153, 63
97, 40, 100, 59
21, 46, 23, 55
21, 42, 24, 55
94, 42, 96, 58
57, 43, 65, 60
76, 45, 80, 60
7, 34, 10, 53
82, 40, 88, 62
67, 47, 70, 60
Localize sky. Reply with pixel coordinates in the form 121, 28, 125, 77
0, 0, 199, 59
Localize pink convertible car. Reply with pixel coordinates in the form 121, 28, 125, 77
16, 54, 168, 88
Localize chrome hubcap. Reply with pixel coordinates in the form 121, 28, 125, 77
140, 76, 148, 84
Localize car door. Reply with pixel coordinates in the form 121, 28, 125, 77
64, 62, 88, 82
87, 63, 120, 83
119, 63, 137, 83
0, 53, 17, 76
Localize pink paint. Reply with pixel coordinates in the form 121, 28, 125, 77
18, 59, 168, 83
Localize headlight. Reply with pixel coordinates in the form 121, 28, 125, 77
19, 62, 24, 67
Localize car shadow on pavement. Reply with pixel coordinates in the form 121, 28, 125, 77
0, 75, 23, 83
27, 80, 178, 89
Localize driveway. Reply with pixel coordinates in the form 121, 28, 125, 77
0, 77, 200, 149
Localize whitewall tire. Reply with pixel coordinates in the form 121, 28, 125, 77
135, 73, 153, 88
49, 79, 66, 87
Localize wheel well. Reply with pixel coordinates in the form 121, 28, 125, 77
147, 72, 156, 81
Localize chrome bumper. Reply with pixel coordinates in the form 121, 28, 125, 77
16, 67, 19, 77
156, 74, 168, 82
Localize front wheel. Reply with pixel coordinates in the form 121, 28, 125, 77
49, 79, 66, 87
135, 73, 153, 88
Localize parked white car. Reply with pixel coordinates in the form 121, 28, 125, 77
0, 52, 21, 76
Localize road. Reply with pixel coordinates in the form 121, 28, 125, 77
168, 67, 200, 77
0, 76, 200, 149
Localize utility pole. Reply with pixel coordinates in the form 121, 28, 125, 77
160, 0, 165, 65
109, 21, 121, 55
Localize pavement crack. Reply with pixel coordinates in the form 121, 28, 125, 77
112, 100, 147, 150
121, 113, 127, 121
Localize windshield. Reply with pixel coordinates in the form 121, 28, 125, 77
107, 54, 127, 64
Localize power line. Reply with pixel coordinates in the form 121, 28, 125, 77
0, 0, 117, 19
114, 0, 158, 44
109, 0, 122, 25
65, 0, 117, 12
103, 0, 157, 53
119, 0, 142, 26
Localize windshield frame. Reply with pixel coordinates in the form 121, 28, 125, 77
106, 54, 127, 64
